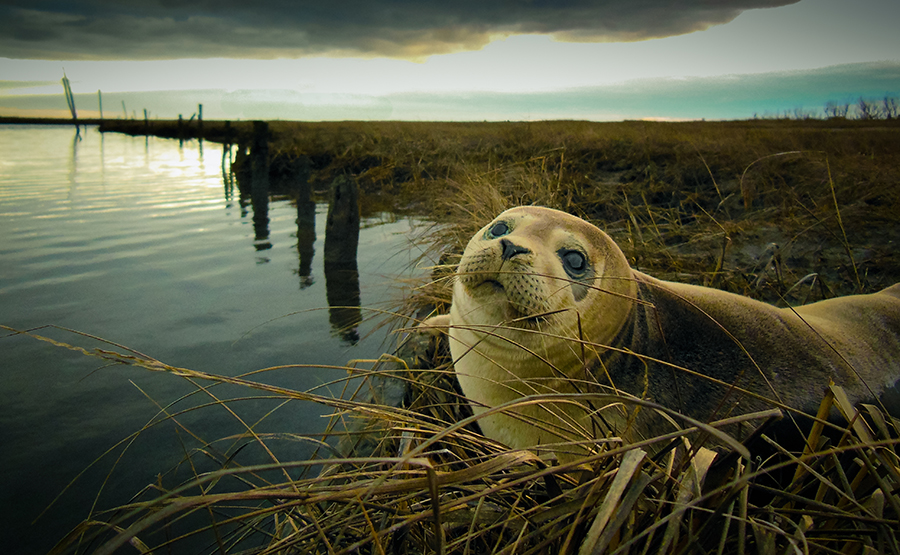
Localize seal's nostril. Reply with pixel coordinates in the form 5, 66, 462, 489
500, 239, 531, 261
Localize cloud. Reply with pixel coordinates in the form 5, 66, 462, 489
0, 0, 799, 61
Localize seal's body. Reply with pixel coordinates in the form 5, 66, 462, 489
431, 206, 900, 456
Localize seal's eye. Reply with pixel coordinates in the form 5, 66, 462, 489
561, 250, 587, 277
486, 221, 510, 239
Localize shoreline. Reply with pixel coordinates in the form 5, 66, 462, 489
5, 116, 898, 297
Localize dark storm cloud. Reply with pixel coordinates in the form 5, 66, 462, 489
0, 0, 799, 60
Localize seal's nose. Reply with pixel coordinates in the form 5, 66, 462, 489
500, 239, 531, 260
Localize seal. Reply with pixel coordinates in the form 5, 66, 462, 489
426, 206, 900, 458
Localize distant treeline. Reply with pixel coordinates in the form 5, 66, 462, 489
756, 95, 899, 121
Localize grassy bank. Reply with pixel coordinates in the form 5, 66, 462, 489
258, 119, 900, 303
47, 118, 900, 554
96, 115, 900, 297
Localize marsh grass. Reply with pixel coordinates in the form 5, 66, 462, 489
31, 119, 900, 553
21, 321, 900, 555
259, 119, 900, 300
100, 118, 900, 299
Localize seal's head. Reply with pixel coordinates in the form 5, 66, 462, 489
451, 206, 636, 351
447, 206, 638, 454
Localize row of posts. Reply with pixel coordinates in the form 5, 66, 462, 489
238, 122, 417, 458
244, 121, 362, 343
64, 82, 204, 132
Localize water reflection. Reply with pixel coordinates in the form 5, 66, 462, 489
222, 144, 235, 202
99, 132, 105, 188
296, 200, 316, 289
324, 175, 363, 344
325, 263, 362, 344
250, 122, 272, 252
126, 124, 368, 344
68, 129, 79, 199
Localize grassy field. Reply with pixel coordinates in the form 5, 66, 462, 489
258, 119, 900, 304
49, 118, 900, 554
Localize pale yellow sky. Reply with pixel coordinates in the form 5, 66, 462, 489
2, 0, 898, 120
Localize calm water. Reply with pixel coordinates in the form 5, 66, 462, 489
0, 125, 425, 553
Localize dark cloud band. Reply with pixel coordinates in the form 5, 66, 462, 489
0, 1, 799, 60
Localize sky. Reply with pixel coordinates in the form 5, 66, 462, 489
1, 0, 899, 121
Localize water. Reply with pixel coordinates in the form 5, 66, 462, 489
0, 125, 426, 553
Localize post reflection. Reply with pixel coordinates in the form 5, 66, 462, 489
249, 122, 271, 252
290, 153, 316, 289
222, 144, 234, 202
67, 128, 79, 200
224, 132, 365, 343
296, 200, 316, 289
324, 175, 362, 344
99, 132, 105, 188
324, 262, 362, 344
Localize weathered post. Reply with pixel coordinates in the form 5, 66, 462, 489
98, 90, 103, 120
324, 175, 362, 343
324, 175, 360, 266
61, 72, 77, 121
196, 104, 204, 151
250, 121, 270, 243
61, 71, 79, 137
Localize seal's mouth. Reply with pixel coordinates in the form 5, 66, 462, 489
480, 279, 505, 292
476, 279, 549, 327
463, 267, 553, 327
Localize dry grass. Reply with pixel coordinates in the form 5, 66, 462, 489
35, 119, 900, 553
98, 118, 900, 299
19, 324, 898, 555
261, 119, 900, 301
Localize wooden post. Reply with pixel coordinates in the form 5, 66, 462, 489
98, 90, 103, 120
221, 121, 235, 200
324, 174, 362, 343
324, 175, 360, 265
61, 71, 79, 137
196, 104, 204, 148
61, 72, 77, 121
250, 121, 270, 241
